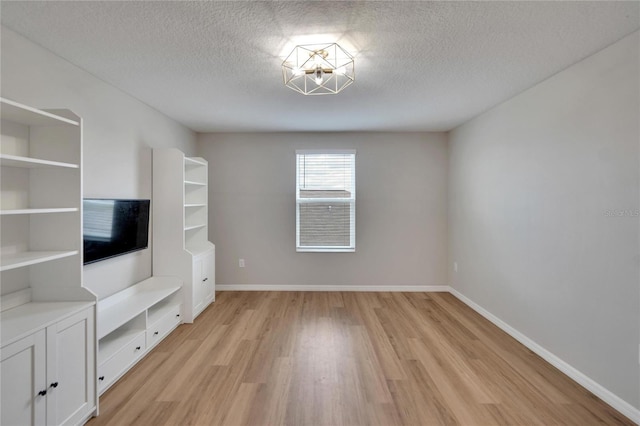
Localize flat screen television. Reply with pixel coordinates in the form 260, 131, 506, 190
83, 199, 151, 265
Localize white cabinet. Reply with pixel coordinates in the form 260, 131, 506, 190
153, 149, 215, 323
202, 253, 215, 304
47, 310, 95, 426
146, 302, 182, 348
97, 330, 145, 395
1, 330, 46, 426
193, 250, 215, 318
1, 305, 95, 426
97, 277, 182, 395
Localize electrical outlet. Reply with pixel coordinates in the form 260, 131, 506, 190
453, 262, 458, 273
239, 258, 245, 268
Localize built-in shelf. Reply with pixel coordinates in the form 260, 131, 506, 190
0, 208, 78, 215
184, 180, 206, 186
0, 97, 80, 127
1, 99, 95, 425
185, 242, 215, 258
154, 149, 214, 324
98, 326, 144, 365
0, 153, 79, 169
0, 250, 78, 272
184, 157, 207, 167
97, 276, 181, 339
148, 298, 180, 325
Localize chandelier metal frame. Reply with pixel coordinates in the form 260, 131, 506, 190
282, 43, 355, 95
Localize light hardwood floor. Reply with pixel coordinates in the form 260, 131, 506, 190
88, 291, 633, 426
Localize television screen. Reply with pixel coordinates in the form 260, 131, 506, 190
83, 199, 150, 265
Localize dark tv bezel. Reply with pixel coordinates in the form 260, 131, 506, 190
82, 198, 151, 265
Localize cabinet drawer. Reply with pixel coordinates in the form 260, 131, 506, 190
98, 332, 145, 394
147, 304, 181, 349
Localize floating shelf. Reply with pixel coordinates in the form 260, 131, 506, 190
184, 224, 206, 231
0, 154, 79, 169
0, 208, 78, 215
1, 97, 80, 126
0, 250, 78, 272
184, 203, 206, 208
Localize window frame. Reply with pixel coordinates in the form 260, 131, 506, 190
295, 149, 356, 252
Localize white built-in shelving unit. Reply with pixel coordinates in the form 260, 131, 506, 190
0, 97, 97, 426
153, 149, 215, 323
0, 98, 84, 281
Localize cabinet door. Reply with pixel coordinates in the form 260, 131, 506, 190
1, 330, 47, 426
192, 257, 205, 316
46, 308, 95, 426
202, 252, 215, 303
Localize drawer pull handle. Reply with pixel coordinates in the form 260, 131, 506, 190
203, 278, 208, 282
38, 390, 47, 396
154, 331, 159, 335
99, 376, 105, 381
135, 346, 141, 350
50, 382, 59, 388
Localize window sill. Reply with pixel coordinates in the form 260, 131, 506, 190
296, 248, 355, 253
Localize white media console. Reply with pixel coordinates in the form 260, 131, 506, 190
96, 276, 182, 395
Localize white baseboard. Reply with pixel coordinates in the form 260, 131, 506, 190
216, 284, 450, 292
448, 287, 640, 424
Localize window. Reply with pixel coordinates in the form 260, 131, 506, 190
296, 150, 356, 252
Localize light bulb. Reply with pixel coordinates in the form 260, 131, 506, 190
314, 66, 324, 85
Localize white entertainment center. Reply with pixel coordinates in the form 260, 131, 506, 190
0, 99, 215, 425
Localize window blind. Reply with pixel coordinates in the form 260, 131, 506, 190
83, 199, 115, 241
296, 150, 356, 252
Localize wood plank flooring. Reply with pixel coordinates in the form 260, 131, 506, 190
88, 291, 633, 426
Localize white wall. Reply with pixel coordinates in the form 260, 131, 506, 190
1, 27, 198, 298
449, 31, 639, 412
198, 132, 448, 289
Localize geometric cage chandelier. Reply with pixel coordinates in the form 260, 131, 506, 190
282, 43, 355, 95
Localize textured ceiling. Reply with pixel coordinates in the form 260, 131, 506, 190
1, 1, 638, 132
